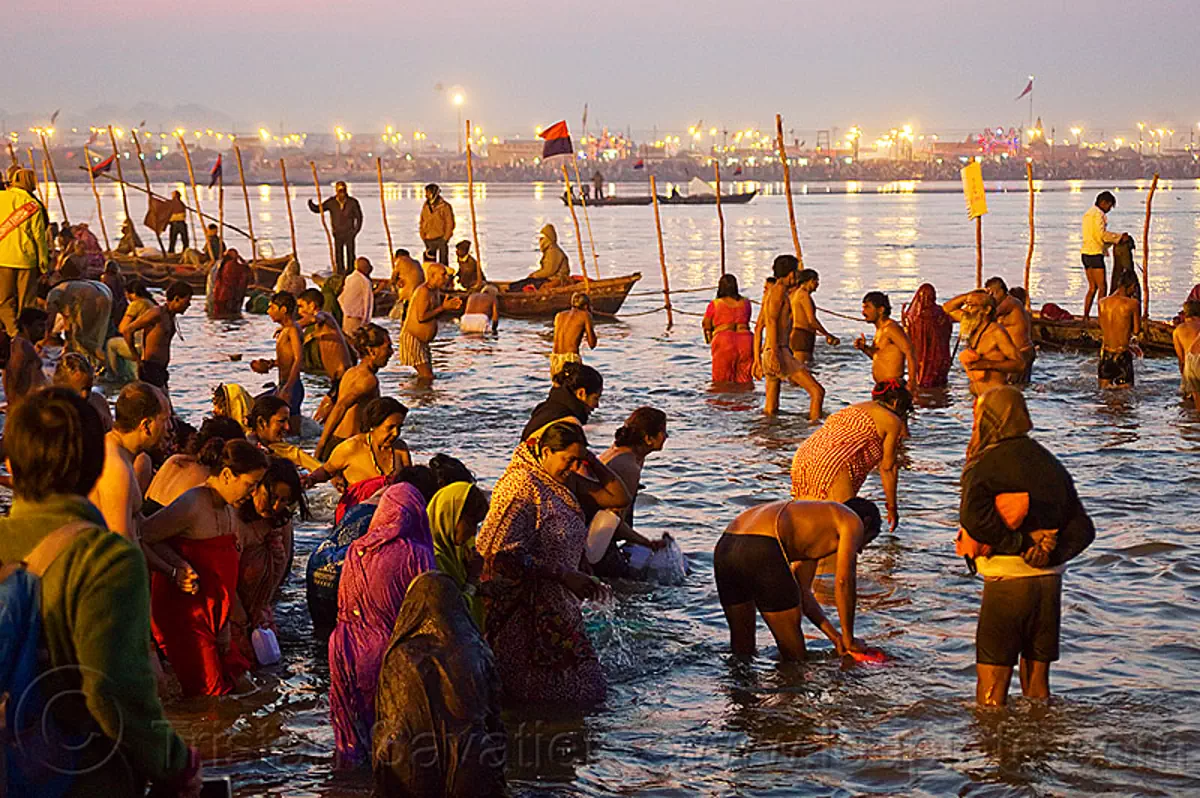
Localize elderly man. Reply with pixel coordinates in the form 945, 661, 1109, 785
309, 181, 363, 275
0, 168, 49, 335
419, 183, 455, 265
944, 290, 1025, 395
399, 261, 462, 383
339, 256, 375, 336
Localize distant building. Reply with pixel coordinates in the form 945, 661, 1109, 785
488, 140, 543, 166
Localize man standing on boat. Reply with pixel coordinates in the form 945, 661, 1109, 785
419, 183, 455, 266
592, 170, 605, 200
165, 190, 188, 254
308, 181, 363, 276
1081, 191, 1130, 323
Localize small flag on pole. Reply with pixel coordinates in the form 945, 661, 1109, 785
208, 154, 223, 188
733, 165, 743, 176
1015, 78, 1033, 101
88, 154, 115, 176
538, 121, 573, 159
633, 159, 645, 170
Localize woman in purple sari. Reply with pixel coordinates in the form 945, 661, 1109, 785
329, 481, 435, 767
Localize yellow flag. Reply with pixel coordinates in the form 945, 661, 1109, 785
961, 161, 988, 219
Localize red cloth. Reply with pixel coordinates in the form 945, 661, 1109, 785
211, 255, 251, 314
704, 298, 754, 384
335, 475, 389, 524
1040, 303, 1073, 321
1174, 284, 1200, 324
902, 284, 952, 388
150, 534, 251, 697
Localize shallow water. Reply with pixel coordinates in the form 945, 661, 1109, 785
54, 180, 1200, 795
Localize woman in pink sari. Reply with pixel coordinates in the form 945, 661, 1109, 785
702, 275, 754, 385
328, 480, 435, 767
902, 283, 953, 389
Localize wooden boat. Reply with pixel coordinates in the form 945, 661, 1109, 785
313, 272, 642, 319
560, 193, 653, 207
112, 253, 293, 295
657, 190, 757, 206
1031, 311, 1176, 357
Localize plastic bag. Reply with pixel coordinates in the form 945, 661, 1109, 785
625, 536, 688, 586
251, 627, 281, 666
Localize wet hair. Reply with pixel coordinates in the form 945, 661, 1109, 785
795, 268, 819, 286
247, 394, 289, 432
216, 439, 269, 477
270, 291, 296, 315
297, 288, 325, 308
1009, 286, 1028, 304
716, 274, 740, 300
52, 352, 95, 392
394, 248, 410, 259
6, 387, 106, 501
871, 379, 913, 419
165, 280, 193, 301
556, 361, 603, 396
428, 453, 475, 489
614, 406, 667, 448
1096, 191, 1116, 207
863, 291, 891, 315
984, 276, 1008, 294
395, 464, 438, 503
1184, 300, 1200, 319
539, 421, 589, 453
570, 292, 592, 310
262, 456, 309, 522
114, 381, 164, 433
17, 307, 47, 332
772, 254, 799, 280
352, 322, 390, 352
125, 277, 152, 299
169, 417, 197, 457
363, 396, 408, 430
844, 497, 883, 547
191, 416, 247, 468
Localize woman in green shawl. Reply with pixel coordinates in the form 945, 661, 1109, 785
427, 481, 490, 627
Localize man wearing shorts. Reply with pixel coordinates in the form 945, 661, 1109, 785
713, 498, 881, 660
753, 255, 825, 420
1080, 191, 1130, 322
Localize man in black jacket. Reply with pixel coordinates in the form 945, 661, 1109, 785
308, 181, 363, 275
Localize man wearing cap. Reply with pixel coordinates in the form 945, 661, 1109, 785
0, 168, 50, 335
309, 181, 363, 275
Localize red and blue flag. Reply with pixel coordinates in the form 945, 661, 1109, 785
88, 154, 115, 176
209, 154, 223, 188
633, 159, 644, 170
538, 121, 573, 159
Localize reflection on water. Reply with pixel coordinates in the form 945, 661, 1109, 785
45, 184, 1200, 794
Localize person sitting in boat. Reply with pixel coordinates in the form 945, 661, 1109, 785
510, 224, 571, 292
204, 223, 223, 263
455, 240, 484, 291
115, 217, 143, 255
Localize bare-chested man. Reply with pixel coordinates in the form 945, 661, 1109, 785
388, 248, 426, 321
88, 381, 168, 540
296, 287, 353, 423
984, 277, 1035, 384
714, 498, 882, 661
754, 255, 824, 420
789, 268, 840, 363
944, 290, 1025, 394
460, 283, 499, 335
251, 291, 305, 434
398, 261, 462, 383
4, 308, 47, 408
853, 291, 914, 391
123, 279, 192, 395
314, 322, 392, 461
551, 292, 597, 377
1173, 300, 1200, 405
1097, 274, 1141, 389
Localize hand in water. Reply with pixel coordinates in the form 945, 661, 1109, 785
887, 505, 899, 532
826, 334, 841, 346
843, 637, 869, 655
649, 534, 670, 552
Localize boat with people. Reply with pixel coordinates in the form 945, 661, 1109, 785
1030, 311, 1176, 357
659, 189, 756, 205
112, 251, 295, 294
559, 192, 653, 207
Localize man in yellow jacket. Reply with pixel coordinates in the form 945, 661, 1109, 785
419, 183, 455, 265
0, 168, 49, 335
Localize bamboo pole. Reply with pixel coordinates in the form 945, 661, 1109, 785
714, 160, 726, 276
775, 114, 802, 264
233, 146, 256, 261
6, 142, 18, 169
38, 132, 69, 226
82, 148, 111, 251
41, 155, 51, 213
570, 155, 599, 278
560, 165, 591, 293
464, 120, 483, 280
174, 133, 202, 250
131, 130, 167, 254
217, 172, 225, 261
1022, 161, 1034, 307
27, 148, 45, 206
1142, 173, 1159, 319
649, 175, 674, 328
85, 169, 251, 239
107, 126, 132, 227
975, 216, 983, 289
310, 162, 336, 269
280, 159, 298, 258
376, 157, 394, 260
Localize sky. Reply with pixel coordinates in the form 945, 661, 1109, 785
6, 0, 1199, 142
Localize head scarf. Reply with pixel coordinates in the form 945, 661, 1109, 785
427, 482, 486, 626
966, 386, 1032, 466
9, 168, 36, 194
902, 283, 953, 388
360, 482, 433, 552
216, 383, 254, 429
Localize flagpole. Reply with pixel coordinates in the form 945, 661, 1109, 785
649, 175, 674, 328
1023, 160, 1035, 308
38, 131, 69, 227
218, 172, 225, 262
775, 114, 802, 264
376, 157, 394, 266
571, 155, 600, 278
280, 159, 298, 261
82, 148, 111, 252
1142, 173, 1159, 320
83, 168, 252, 239
560, 165, 591, 294
175, 132, 202, 252
107, 126, 132, 228
713, 160, 726, 277
131, 129, 168, 254
6, 142, 18, 170
233, 146, 256, 262
310, 162, 336, 270
27, 148, 46, 207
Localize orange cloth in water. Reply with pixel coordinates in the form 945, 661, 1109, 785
956, 492, 1029, 559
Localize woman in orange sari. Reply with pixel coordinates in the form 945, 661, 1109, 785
902, 283, 953, 389
702, 275, 754, 385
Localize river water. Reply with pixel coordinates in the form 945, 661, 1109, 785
51, 179, 1200, 795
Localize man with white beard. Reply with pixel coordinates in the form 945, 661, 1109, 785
942, 290, 1025, 395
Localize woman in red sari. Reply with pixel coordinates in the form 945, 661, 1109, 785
702, 275, 754, 385
143, 440, 268, 697
902, 283, 953, 389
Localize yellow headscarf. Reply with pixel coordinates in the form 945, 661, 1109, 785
216, 383, 254, 430
427, 482, 483, 627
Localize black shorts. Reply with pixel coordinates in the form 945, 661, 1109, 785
1081, 253, 1106, 271
976, 574, 1062, 666
138, 360, 169, 389
1099, 349, 1134, 386
713, 533, 799, 614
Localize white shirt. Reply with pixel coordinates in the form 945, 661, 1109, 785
1081, 205, 1122, 256
338, 270, 374, 323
